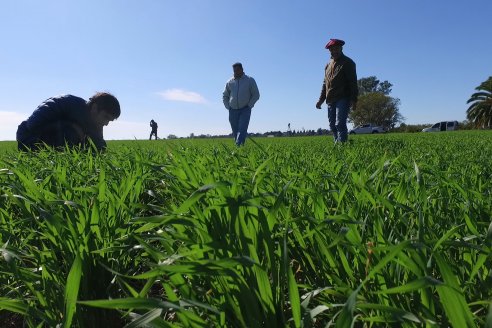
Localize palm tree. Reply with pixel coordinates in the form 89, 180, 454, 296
466, 76, 492, 128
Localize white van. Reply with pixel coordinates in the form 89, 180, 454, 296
422, 121, 458, 132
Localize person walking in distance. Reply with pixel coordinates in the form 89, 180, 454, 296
149, 119, 158, 140
222, 62, 260, 146
316, 39, 358, 143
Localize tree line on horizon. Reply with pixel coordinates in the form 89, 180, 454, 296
352, 75, 492, 130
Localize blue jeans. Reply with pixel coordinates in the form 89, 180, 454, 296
229, 106, 251, 146
327, 98, 350, 142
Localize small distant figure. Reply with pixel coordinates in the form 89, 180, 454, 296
16, 92, 120, 151
222, 62, 260, 146
316, 38, 358, 143
149, 119, 158, 140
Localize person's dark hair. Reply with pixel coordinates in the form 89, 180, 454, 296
88, 92, 121, 119
232, 62, 243, 69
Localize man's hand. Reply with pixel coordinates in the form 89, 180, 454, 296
315, 101, 323, 109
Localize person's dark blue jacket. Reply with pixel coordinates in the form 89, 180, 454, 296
16, 95, 106, 150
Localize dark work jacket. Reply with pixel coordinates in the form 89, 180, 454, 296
16, 95, 106, 151
318, 54, 358, 104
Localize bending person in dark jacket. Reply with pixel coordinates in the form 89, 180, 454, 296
17, 92, 120, 151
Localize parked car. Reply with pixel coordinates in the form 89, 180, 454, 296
349, 124, 387, 134
422, 121, 458, 132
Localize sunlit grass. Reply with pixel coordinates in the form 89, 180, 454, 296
1, 131, 492, 327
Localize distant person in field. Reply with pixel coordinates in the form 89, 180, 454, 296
16, 92, 120, 151
316, 38, 358, 143
222, 62, 260, 146
149, 119, 158, 140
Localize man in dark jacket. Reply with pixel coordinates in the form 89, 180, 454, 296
316, 38, 358, 143
16, 92, 120, 151
149, 119, 158, 140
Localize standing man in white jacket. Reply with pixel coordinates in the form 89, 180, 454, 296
222, 62, 260, 146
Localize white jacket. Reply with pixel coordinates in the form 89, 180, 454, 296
222, 74, 260, 110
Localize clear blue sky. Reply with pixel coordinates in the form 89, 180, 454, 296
1, 0, 490, 140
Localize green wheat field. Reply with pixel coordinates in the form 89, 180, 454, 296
1, 131, 492, 327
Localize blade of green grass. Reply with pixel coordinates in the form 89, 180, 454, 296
63, 254, 82, 328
